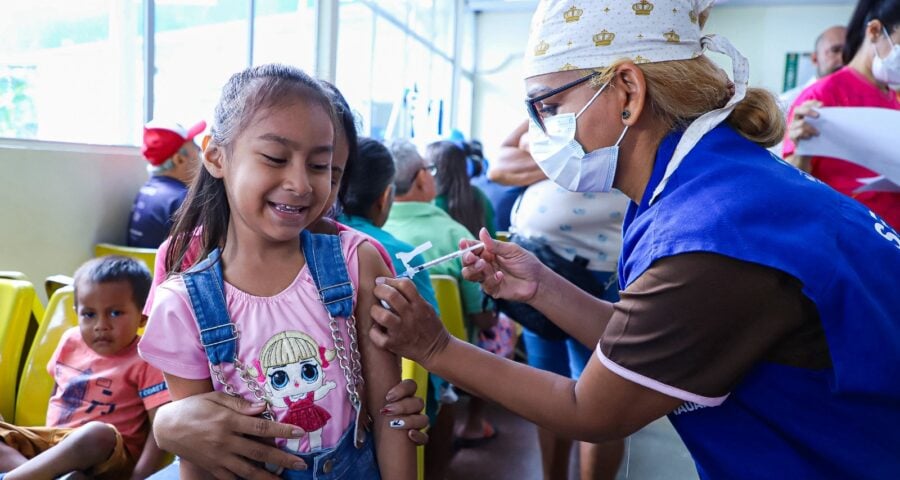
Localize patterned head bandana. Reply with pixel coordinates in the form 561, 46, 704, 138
524, 1, 750, 204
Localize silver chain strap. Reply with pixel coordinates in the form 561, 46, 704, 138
208, 339, 276, 421
328, 312, 364, 411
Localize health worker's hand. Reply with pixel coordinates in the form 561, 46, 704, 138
788, 100, 823, 144
461, 228, 544, 304
370, 277, 452, 368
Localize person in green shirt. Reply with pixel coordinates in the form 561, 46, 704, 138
337, 138, 438, 312
384, 139, 499, 453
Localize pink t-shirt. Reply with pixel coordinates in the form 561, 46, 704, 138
783, 66, 900, 228
46, 327, 170, 458
139, 230, 369, 453
143, 222, 395, 316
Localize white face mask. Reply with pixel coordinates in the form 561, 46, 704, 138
872, 27, 900, 87
528, 81, 628, 193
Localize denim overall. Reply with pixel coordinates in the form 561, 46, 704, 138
180, 230, 380, 480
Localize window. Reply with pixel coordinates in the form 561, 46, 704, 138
0, 0, 144, 144
252, 0, 317, 70
153, 0, 249, 129
336, 0, 459, 142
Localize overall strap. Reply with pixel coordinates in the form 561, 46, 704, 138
300, 230, 369, 448
300, 230, 354, 316
182, 248, 238, 366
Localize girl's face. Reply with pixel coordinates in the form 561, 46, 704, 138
266, 359, 325, 401
214, 97, 335, 245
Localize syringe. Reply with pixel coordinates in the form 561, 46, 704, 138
378, 242, 486, 310
397, 242, 485, 279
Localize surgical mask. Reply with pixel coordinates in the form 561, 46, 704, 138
872, 27, 900, 87
528, 81, 628, 193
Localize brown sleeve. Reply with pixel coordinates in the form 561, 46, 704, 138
598, 252, 825, 404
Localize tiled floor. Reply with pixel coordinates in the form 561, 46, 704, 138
445, 399, 698, 480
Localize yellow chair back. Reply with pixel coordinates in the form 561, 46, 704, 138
429, 274, 468, 342
0, 272, 44, 326
14, 285, 77, 426
0, 278, 40, 421
401, 358, 428, 480
94, 243, 157, 276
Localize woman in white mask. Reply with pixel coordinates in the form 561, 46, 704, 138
370, 1, 900, 479
786, 0, 900, 229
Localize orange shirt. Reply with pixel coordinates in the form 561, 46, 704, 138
46, 327, 170, 458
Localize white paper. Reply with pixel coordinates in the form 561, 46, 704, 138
794, 107, 900, 185
853, 175, 900, 194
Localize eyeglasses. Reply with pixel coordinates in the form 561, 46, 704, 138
525, 72, 598, 133
404, 163, 436, 187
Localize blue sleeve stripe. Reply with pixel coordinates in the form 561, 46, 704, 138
139, 382, 168, 398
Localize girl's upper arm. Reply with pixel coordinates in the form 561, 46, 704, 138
164, 373, 215, 400
355, 241, 416, 479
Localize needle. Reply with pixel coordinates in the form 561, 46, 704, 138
398, 242, 485, 279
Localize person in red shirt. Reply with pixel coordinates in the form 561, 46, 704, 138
0, 256, 170, 480
784, 0, 900, 228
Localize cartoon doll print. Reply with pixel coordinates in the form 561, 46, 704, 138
259, 331, 337, 452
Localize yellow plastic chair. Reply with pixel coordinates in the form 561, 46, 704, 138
429, 274, 468, 341
401, 358, 429, 480
94, 243, 157, 276
0, 278, 40, 421
14, 285, 77, 426
44, 274, 73, 300
0, 271, 44, 327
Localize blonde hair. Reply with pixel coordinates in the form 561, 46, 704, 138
260, 331, 336, 369
592, 56, 785, 148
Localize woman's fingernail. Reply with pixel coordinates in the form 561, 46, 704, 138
293, 461, 307, 470
376, 277, 388, 285
380, 407, 394, 415
251, 402, 267, 408
291, 429, 305, 437
385, 391, 399, 403
389, 419, 405, 428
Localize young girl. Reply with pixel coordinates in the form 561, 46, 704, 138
138, 64, 415, 479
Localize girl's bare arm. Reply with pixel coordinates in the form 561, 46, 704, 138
356, 241, 417, 480
162, 375, 218, 480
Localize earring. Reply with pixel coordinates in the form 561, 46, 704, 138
622, 110, 631, 120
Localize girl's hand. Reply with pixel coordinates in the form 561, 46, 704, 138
370, 277, 452, 368
788, 100, 823, 144
461, 228, 544, 303
383, 379, 430, 445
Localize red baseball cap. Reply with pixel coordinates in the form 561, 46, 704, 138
141, 119, 207, 166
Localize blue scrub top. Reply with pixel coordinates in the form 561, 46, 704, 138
619, 125, 900, 479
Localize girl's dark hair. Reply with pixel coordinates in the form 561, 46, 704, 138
342, 137, 396, 218
319, 81, 360, 216
843, 0, 900, 64
427, 140, 485, 237
166, 64, 335, 274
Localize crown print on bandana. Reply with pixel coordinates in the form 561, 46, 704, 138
524, 0, 713, 77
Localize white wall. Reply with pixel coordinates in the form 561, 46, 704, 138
0, 140, 146, 301
704, 4, 854, 93
471, 3, 854, 158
